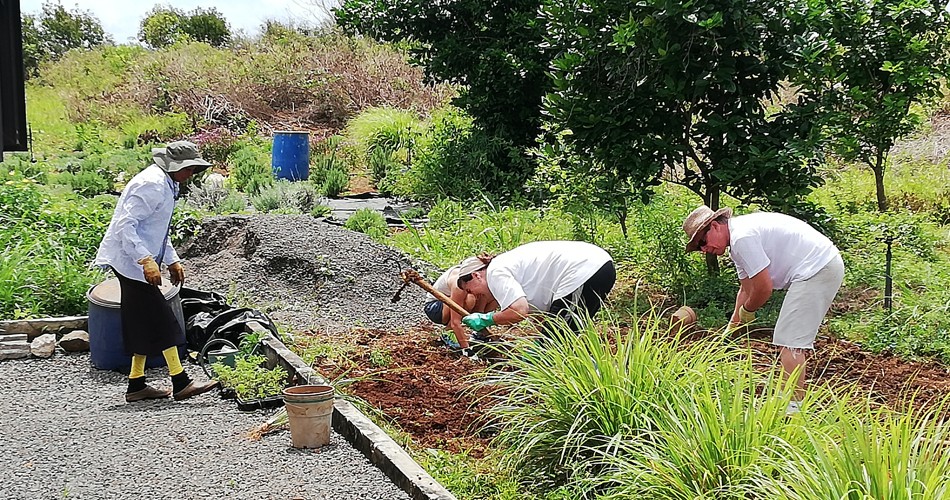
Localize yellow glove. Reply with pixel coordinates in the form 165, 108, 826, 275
138, 256, 162, 286
738, 305, 756, 324
169, 261, 185, 286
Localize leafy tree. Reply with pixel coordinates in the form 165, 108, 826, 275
20, 1, 110, 75
541, 0, 826, 272
798, 0, 950, 211
180, 7, 231, 47
138, 6, 185, 49
20, 14, 42, 77
335, 0, 550, 196
139, 5, 230, 49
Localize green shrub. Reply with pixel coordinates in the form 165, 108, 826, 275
320, 168, 349, 197
311, 204, 332, 217
251, 180, 318, 213
229, 142, 273, 195
185, 183, 246, 214
212, 354, 288, 400
345, 208, 388, 240
397, 106, 533, 201
427, 199, 466, 229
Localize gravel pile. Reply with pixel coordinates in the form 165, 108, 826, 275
180, 214, 436, 333
0, 353, 410, 500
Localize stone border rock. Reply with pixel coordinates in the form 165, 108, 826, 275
0, 316, 88, 340
247, 322, 457, 500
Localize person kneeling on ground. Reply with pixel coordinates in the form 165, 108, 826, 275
94, 141, 219, 403
682, 205, 844, 415
456, 241, 615, 335
423, 257, 498, 351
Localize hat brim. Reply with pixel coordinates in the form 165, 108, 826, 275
152, 148, 211, 174
685, 207, 733, 252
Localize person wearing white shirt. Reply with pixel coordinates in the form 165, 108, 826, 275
423, 260, 497, 350
682, 205, 845, 415
94, 141, 218, 403
456, 241, 615, 333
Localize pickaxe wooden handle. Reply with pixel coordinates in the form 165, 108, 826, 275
400, 269, 471, 317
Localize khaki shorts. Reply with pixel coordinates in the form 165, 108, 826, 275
773, 254, 845, 349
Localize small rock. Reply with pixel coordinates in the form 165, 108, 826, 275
205, 173, 226, 190
31, 334, 56, 358
59, 331, 90, 352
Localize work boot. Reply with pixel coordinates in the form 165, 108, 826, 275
126, 376, 171, 402
171, 372, 218, 401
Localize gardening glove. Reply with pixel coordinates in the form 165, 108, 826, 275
462, 312, 495, 331
168, 261, 185, 286
737, 305, 756, 324
138, 256, 162, 286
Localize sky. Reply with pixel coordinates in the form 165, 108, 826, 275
20, 0, 334, 44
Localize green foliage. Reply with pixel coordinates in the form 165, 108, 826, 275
344, 208, 389, 240
542, 0, 825, 221
320, 168, 349, 197
249, 180, 319, 214
796, 0, 950, 211
0, 176, 112, 318
184, 183, 247, 215
20, 1, 110, 76
310, 204, 332, 217
368, 348, 392, 368
769, 401, 950, 499
228, 142, 273, 196
394, 106, 535, 201
139, 5, 231, 49
212, 354, 288, 400
337, 0, 546, 188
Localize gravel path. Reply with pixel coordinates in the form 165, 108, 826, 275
0, 353, 410, 500
180, 214, 435, 333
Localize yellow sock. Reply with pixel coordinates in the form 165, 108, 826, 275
162, 346, 184, 376
129, 354, 146, 379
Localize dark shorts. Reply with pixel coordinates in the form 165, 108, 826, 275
547, 260, 617, 332
424, 300, 446, 325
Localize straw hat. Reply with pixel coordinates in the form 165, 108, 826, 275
683, 205, 733, 252
152, 141, 211, 174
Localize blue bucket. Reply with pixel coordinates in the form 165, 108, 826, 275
87, 278, 186, 371
272, 131, 310, 181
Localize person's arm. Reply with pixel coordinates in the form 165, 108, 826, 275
491, 297, 530, 325
731, 269, 773, 324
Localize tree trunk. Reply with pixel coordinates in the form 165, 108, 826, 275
873, 151, 888, 212
703, 186, 721, 276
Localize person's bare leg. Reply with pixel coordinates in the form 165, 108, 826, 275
779, 346, 808, 401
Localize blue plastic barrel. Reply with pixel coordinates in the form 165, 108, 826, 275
87, 278, 186, 371
272, 131, 310, 181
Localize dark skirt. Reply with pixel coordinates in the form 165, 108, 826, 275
113, 269, 185, 356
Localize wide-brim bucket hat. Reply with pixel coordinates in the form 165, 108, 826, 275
683, 205, 733, 252
152, 141, 212, 174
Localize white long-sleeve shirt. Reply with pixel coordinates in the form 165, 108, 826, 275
94, 164, 180, 282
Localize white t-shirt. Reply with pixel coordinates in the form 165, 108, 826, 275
487, 241, 612, 312
728, 212, 840, 290
425, 266, 460, 302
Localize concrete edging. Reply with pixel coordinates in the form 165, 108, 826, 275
248, 322, 457, 500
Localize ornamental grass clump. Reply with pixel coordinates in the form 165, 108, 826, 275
480, 310, 740, 484
769, 396, 950, 500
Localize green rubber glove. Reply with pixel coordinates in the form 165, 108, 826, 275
462, 312, 495, 331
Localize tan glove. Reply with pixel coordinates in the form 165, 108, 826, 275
137, 256, 162, 286
168, 261, 185, 286
738, 305, 756, 324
